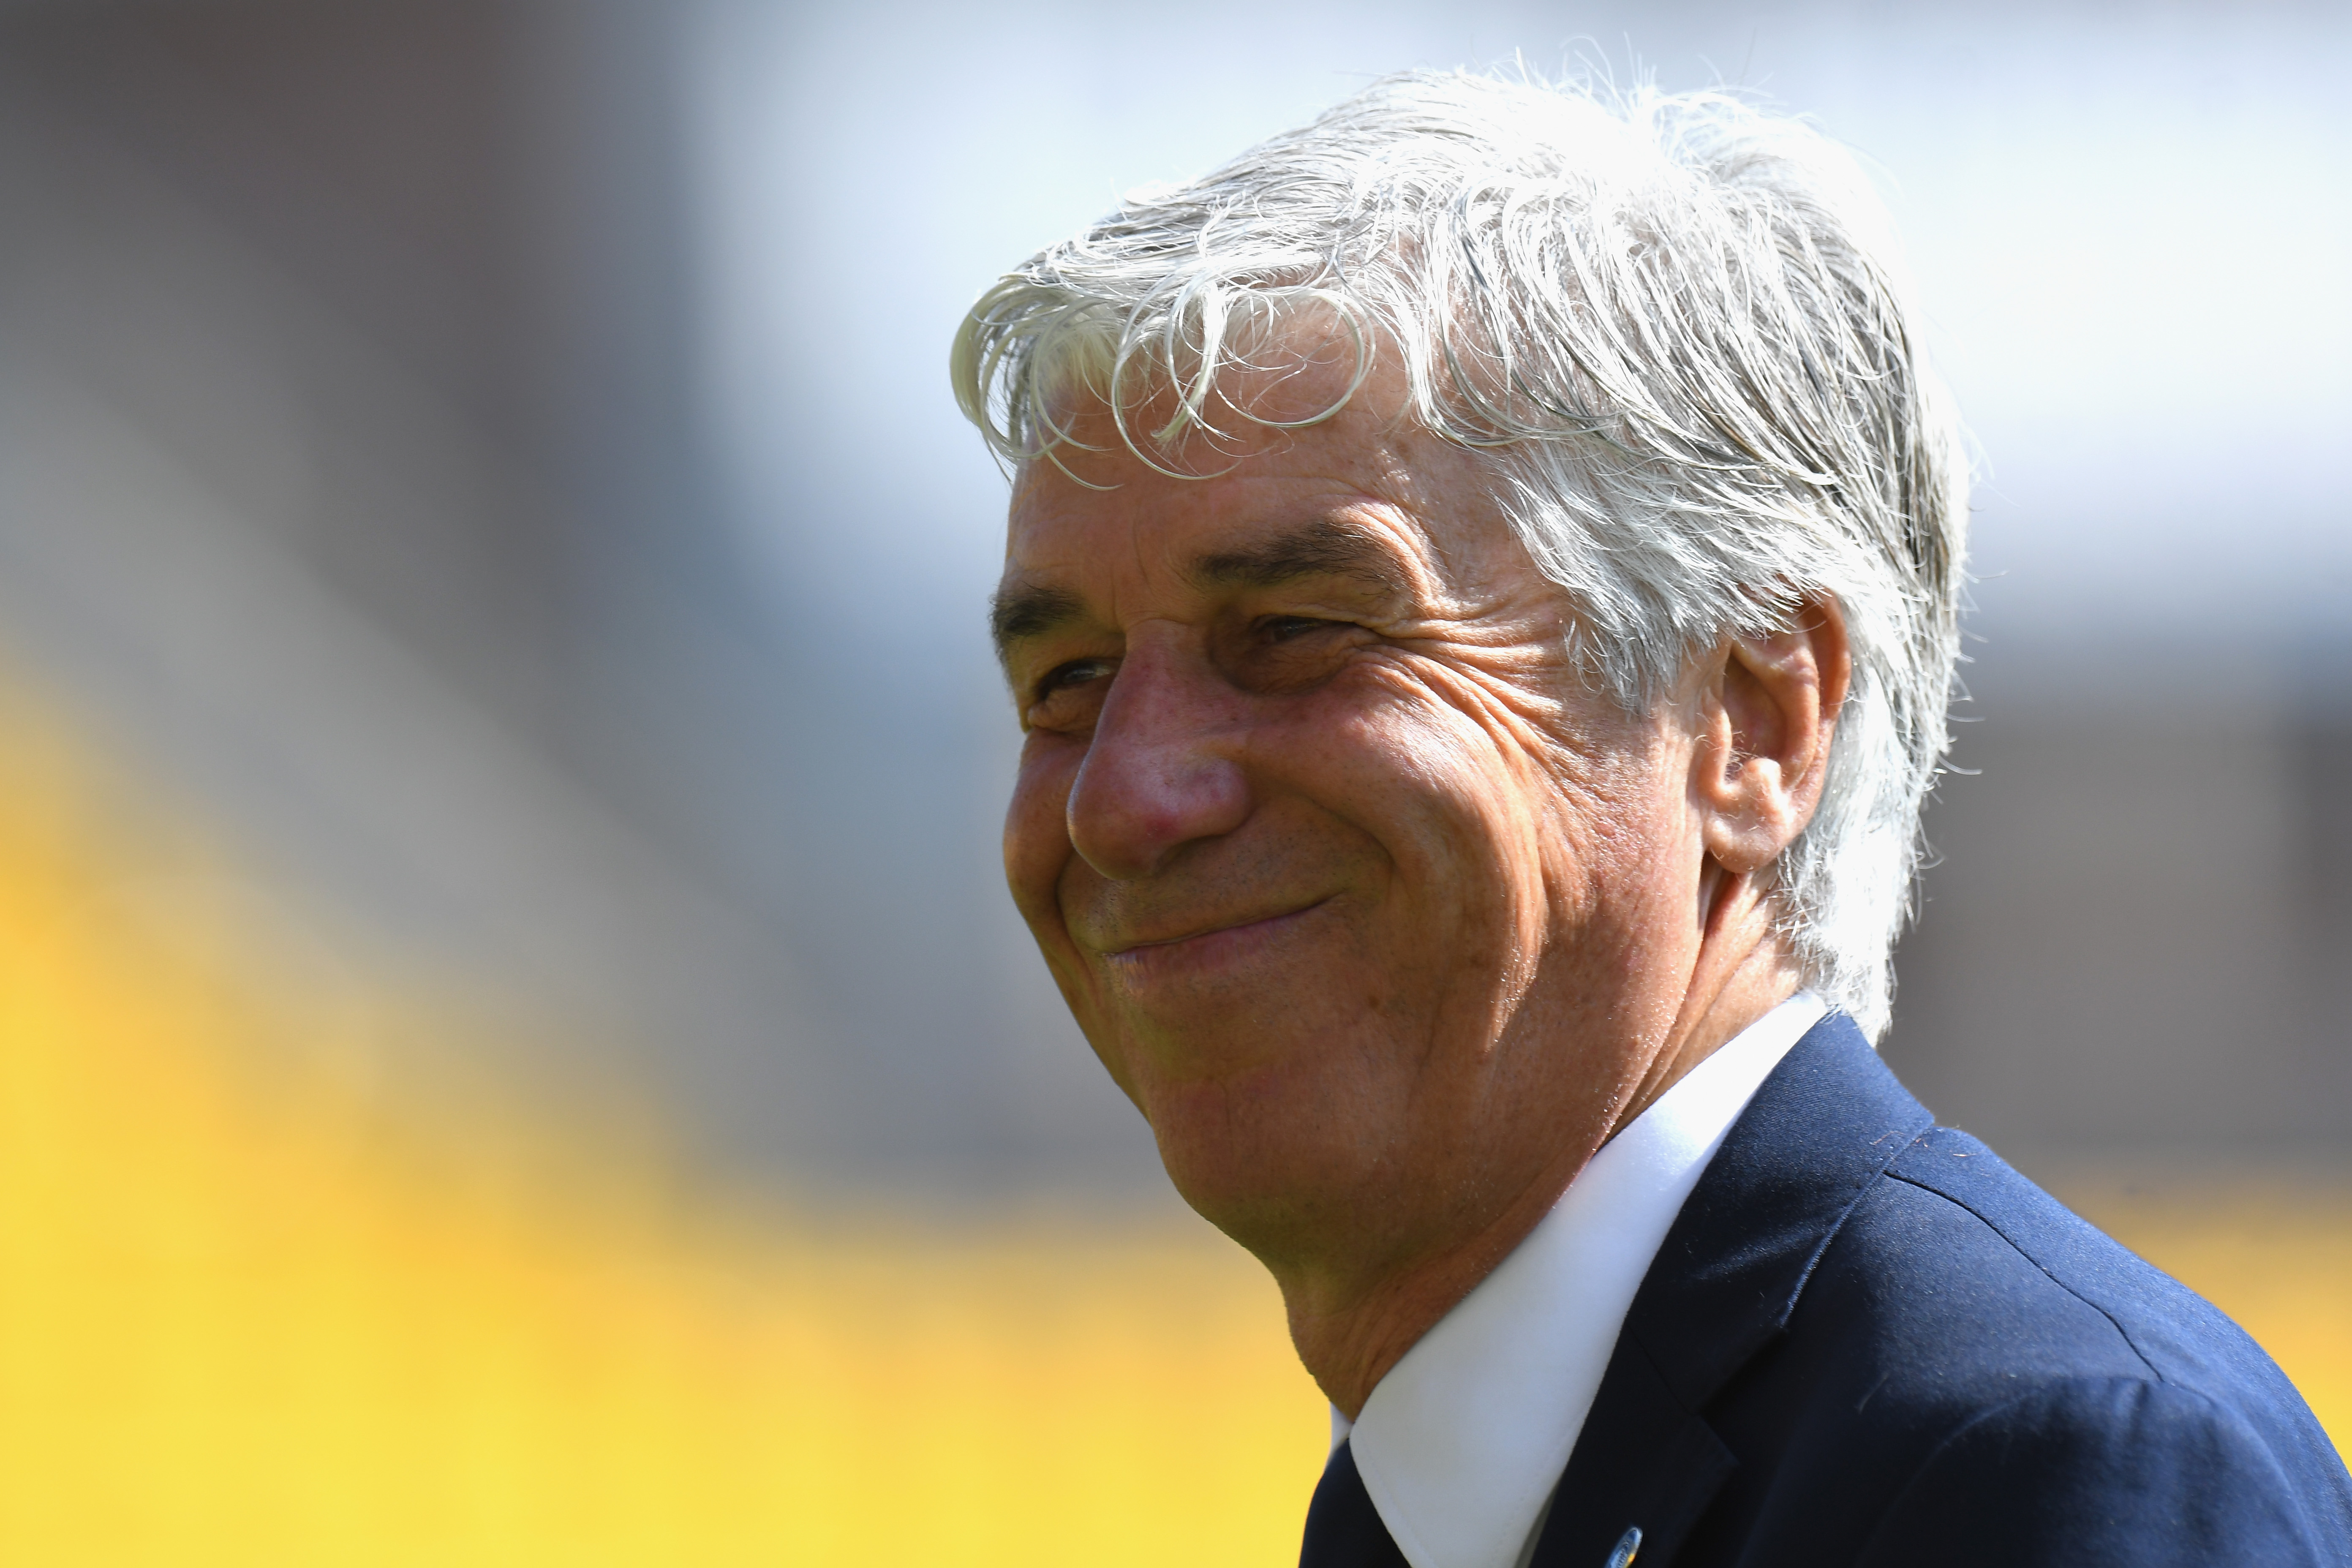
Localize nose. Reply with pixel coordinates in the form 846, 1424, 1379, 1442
1065, 637, 1252, 881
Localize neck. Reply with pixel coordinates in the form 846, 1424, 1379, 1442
1283, 1134, 1592, 1421
1282, 870, 1801, 1419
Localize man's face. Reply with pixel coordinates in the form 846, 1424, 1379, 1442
996, 381, 1710, 1282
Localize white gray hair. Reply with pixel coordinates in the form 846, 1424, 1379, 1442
950, 69, 1968, 1039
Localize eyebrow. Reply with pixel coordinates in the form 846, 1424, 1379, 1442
989, 582, 1084, 659
990, 517, 1413, 662
1189, 517, 1409, 597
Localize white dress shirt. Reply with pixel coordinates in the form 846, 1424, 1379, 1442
1329, 992, 1832, 1568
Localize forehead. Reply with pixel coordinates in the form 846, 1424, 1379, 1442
1001, 401, 1468, 601
1010, 465, 1404, 580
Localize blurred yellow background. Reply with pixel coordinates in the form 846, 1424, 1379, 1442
0, 672, 1326, 1564
0, 671, 2341, 1566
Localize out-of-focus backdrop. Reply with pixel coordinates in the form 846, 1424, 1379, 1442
0, 0, 2344, 1562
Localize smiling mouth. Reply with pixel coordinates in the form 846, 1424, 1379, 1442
1099, 897, 1336, 964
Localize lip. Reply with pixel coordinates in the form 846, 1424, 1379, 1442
1096, 897, 1335, 975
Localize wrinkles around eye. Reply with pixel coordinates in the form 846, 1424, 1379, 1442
1023, 658, 1116, 731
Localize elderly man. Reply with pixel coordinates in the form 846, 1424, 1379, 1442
950, 72, 2352, 1568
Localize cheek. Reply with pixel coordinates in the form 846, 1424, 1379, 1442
1306, 680, 1557, 898
1003, 735, 1080, 927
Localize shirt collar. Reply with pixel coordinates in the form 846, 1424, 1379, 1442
1334, 992, 1833, 1568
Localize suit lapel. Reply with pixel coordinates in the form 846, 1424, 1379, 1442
1530, 1340, 1736, 1568
1530, 1016, 1934, 1568
1299, 1441, 1410, 1568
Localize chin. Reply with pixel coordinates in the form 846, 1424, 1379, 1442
1130, 1046, 1396, 1252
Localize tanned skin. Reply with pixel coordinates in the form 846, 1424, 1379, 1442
994, 360, 1848, 1419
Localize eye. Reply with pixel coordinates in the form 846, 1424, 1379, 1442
1223, 611, 1370, 697
1032, 657, 1114, 704
1259, 615, 1337, 642
1022, 656, 1116, 734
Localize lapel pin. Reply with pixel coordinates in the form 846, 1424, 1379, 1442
1604, 1525, 1642, 1568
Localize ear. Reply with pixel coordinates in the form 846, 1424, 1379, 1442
1692, 595, 1851, 875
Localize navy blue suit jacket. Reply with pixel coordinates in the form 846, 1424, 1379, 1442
1302, 1015, 2352, 1567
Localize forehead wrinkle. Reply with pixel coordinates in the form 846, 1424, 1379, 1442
997, 431, 1455, 667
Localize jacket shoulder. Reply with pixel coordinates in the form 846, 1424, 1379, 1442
1876, 1129, 2340, 1471
1572, 1021, 2352, 1568
1715, 1126, 2352, 1565
1852, 1376, 2332, 1568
